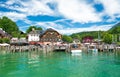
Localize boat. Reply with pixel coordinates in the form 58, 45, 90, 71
88, 44, 98, 52
70, 44, 82, 54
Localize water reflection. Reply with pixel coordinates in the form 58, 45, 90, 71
0, 51, 120, 77
114, 51, 120, 65
71, 52, 82, 56
92, 51, 98, 56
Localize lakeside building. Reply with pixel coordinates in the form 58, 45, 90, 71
40, 28, 62, 45
27, 28, 62, 45
27, 28, 43, 45
0, 28, 11, 39
82, 36, 94, 44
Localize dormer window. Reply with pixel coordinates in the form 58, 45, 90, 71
50, 32, 54, 35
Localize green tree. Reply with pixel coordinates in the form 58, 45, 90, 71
103, 32, 112, 44
0, 38, 10, 43
0, 16, 20, 37
0, 39, 3, 43
36, 27, 42, 30
2, 38, 10, 43
71, 34, 81, 41
62, 35, 73, 43
26, 26, 42, 33
109, 22, 120, 34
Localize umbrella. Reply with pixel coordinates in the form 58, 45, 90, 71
0, 43, 10, 46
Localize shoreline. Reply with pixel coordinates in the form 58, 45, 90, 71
0, 44, 120, 53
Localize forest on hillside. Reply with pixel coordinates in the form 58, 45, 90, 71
64, 23, 120, 44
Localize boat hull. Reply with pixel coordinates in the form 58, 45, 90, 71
71, 50, 82, 54
88, 49, 98, 52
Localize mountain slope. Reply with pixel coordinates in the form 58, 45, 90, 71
109, 22, 120, 34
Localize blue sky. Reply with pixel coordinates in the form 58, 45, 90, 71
0, 0, 120, 34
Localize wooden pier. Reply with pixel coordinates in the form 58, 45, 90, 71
98, 44, 118, 52
53, 45, 69, 52
0, 44, 119, 53
0, 45, 70, 53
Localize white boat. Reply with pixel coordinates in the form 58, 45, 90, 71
88, 44, 98, 52
70, 44, 82, 54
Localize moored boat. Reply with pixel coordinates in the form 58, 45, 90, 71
70, 44, 82, 54
88, 44, 98, 52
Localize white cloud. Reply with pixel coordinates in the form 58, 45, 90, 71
57, 24, 113, 35
4, 0, 55, 16
0, 0, 119, 34
35, 22, 64, 30
56, 0, 101, 23
96, 0, 120, 17
0, 12, 26, 21
5, 0, 16, 5
0, 0, 56, 22
1, 0, 102, 23
31, 20, 114, 35
2, 0, 119, 23
17, 18, 115, 35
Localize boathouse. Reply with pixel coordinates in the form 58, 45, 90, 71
40, 28, 62, 45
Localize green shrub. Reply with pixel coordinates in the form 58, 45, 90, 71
0, 38, 3, 43
0, 38, 10, 43
2, 38, 10, 43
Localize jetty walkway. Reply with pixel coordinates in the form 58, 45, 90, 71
0, 44, 120, 53
0, 45, 69, 53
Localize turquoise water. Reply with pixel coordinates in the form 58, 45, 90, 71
0, 51, 120, 77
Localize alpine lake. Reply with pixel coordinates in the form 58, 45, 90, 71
0, 51, 120, 77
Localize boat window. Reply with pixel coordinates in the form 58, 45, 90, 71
72, 44, 78, 48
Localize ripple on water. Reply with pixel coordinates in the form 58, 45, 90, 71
0, 51, 120, 77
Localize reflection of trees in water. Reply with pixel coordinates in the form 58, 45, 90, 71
114, 51, 120, 58
114, 52, 120, 65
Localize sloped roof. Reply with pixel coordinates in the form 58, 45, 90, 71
0, 28, 11, 37
28, 28, 61, 37
44, 28, 60, 34
40, 28, 61, 37
29, 30, 44, 35
0, 29, 5, 36
46, 28, 56, 32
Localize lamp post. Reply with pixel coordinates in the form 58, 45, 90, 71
98, 30, 101, 45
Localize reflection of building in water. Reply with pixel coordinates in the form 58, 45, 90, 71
92, 51, 98, 56
27, 52, 40, 64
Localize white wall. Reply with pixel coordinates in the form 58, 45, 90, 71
28, 34, 40, 42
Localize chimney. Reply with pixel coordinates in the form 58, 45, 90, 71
0, 28, 2, 30
32, 28, 35, 31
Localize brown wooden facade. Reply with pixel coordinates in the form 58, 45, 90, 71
40, 28, 62, 45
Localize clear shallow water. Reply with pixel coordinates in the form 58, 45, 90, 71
0, 51, 120, 77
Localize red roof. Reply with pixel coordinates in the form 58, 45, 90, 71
83, 36, 94, 43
